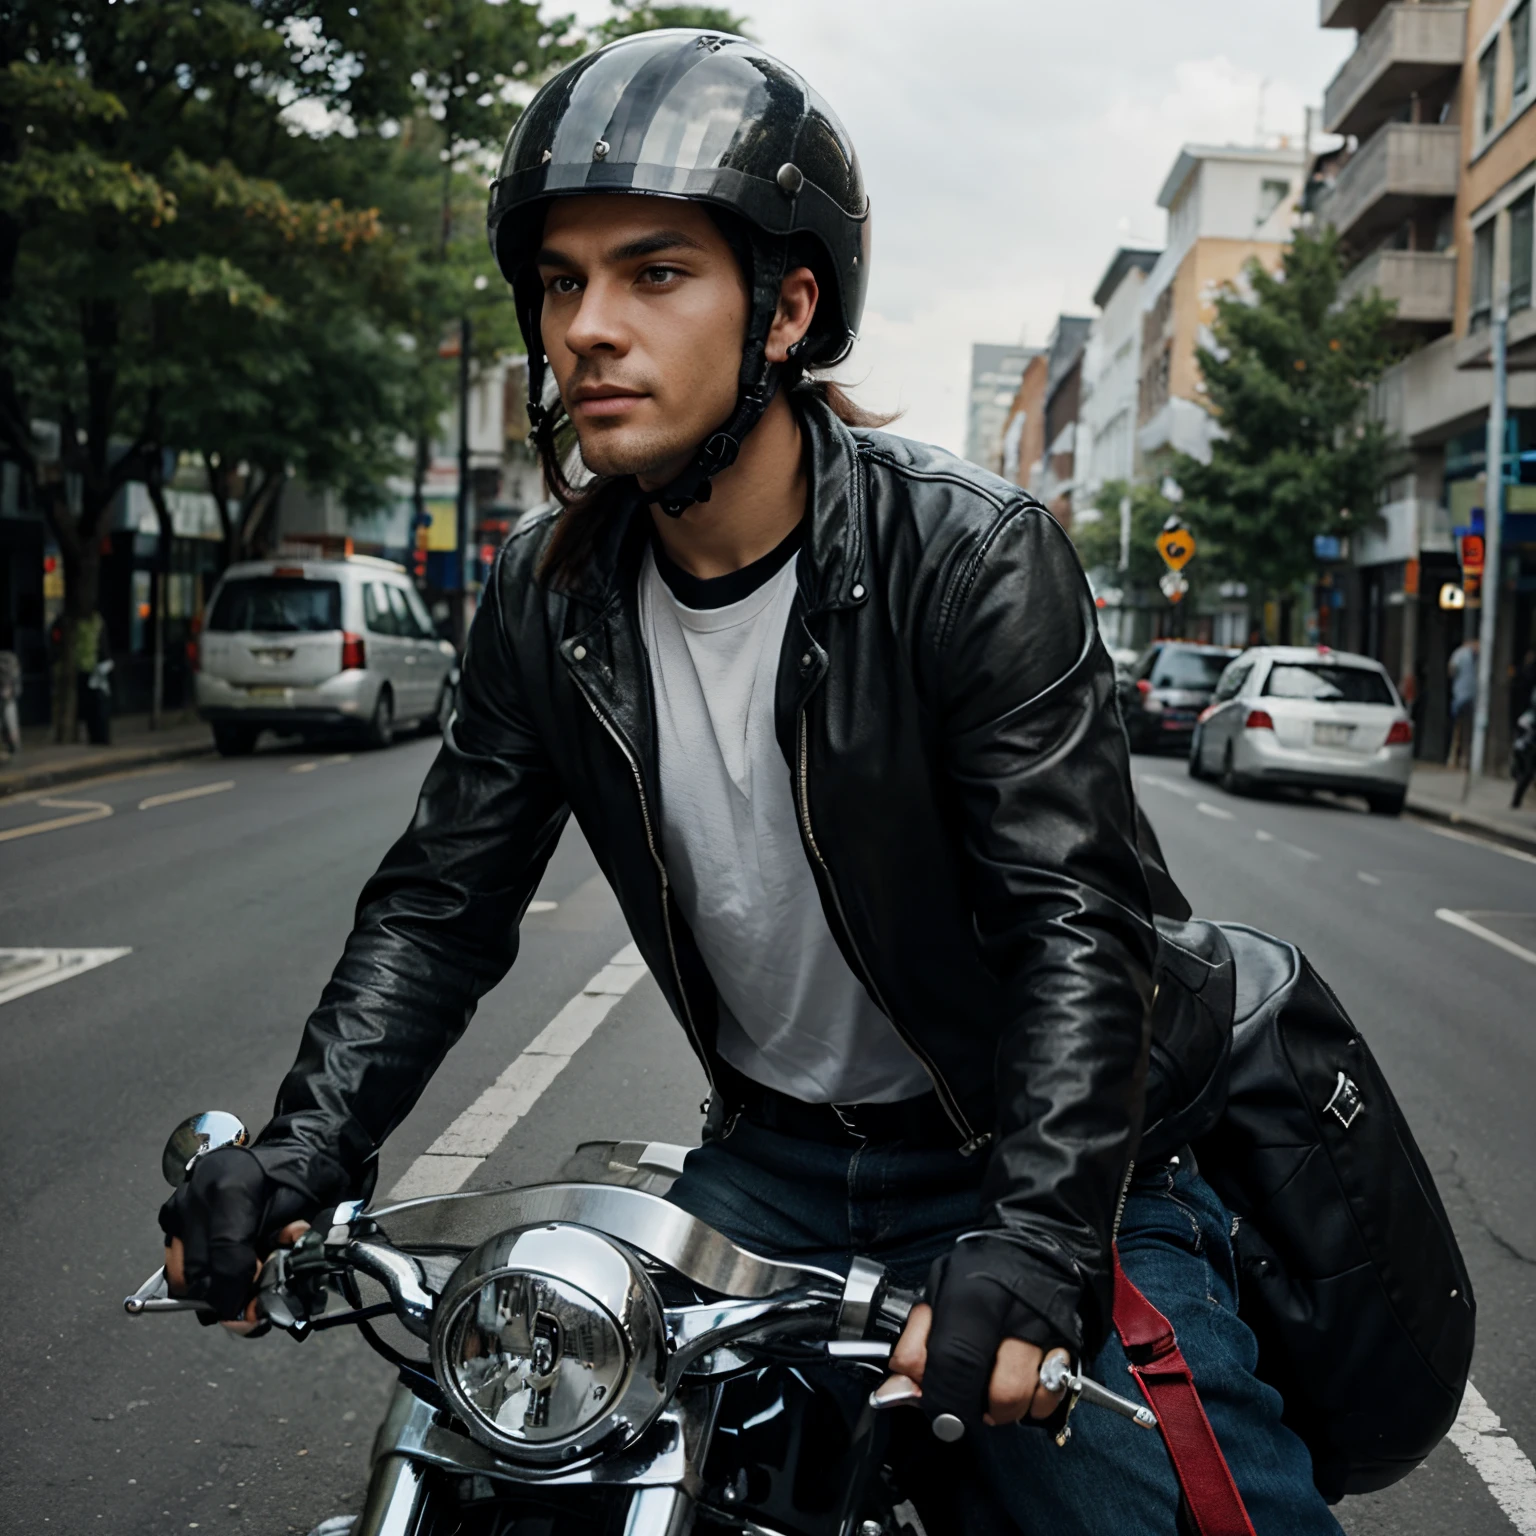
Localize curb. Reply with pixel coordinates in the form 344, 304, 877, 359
1405, 793, 1536, 856
0, 736, 214, 798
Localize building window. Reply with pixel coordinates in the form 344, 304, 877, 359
1511, 190, 1535, 313
1256, 178, 1290, 227
1471, 218, 1495, 330
1515, 0, 1532, 99
1480, 41, 1499, 138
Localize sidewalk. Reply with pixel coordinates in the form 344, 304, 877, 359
1406, 761, 1536, 854
0, 712, 214, 797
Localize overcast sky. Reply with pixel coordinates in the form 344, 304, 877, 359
562, 0, 1354, 452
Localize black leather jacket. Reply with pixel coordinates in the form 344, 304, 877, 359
255, 392, 1160, 1354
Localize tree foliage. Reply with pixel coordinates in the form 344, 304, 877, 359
1171, 225, 1400, 602
1072, 478, 1182, 592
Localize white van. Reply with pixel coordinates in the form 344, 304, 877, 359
194, 556, 457, 757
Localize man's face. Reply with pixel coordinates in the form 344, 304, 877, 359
537, 196, 748, 485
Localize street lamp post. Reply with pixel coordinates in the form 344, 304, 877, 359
1468, 291, 1507, 785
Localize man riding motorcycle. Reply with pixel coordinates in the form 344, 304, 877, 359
161, 31, 1343, 1534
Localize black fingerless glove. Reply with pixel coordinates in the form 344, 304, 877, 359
158, 1147, 315, 1322
920, 1235, 1078, 1429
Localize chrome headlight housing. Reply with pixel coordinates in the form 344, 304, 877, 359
430, 1223, 667, 1466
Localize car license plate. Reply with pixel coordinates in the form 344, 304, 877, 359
1314, 722, 1355, 747
247, 685, 289, 699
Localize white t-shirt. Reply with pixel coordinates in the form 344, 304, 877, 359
638, 539, 931, 1105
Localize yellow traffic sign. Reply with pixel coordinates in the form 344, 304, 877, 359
1157, 528, 1197, 571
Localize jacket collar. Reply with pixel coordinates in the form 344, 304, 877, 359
560, 385, 869, 618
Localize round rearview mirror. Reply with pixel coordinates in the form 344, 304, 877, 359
162, 1111, 250, 1188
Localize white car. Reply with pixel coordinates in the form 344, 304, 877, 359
194, 556, 458, 757
1188, 645, 1413, 815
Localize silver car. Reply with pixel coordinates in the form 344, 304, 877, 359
194, 556, 458, 757
1188, 645, 1413, 815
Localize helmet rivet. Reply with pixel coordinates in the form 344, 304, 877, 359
540, 149, 552, 165
593, 139, 610, 161
776, 162, 804, 196
573, 645, 588, 661
851, 583, 865, 600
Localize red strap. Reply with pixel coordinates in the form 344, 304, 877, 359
1112, 1245, 1258, 1536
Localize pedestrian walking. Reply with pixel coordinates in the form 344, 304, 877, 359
0, 628, 21, 758
1447, 634, 1479, 767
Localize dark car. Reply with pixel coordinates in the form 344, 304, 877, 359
1119, 641, 1240, 753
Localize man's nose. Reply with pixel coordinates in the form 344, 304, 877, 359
562, 276, 630, 357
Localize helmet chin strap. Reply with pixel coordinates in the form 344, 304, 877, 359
645, 231, 794, 519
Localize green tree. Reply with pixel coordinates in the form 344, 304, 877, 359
1072, 479, 1180, 591
1171, 225, 1400, 609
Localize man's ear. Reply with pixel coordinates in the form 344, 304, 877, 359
765, 266, 819, 364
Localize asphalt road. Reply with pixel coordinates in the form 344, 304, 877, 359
0, 734, 1529, 1534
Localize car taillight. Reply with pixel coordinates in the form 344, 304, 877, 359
1136, 679, 1152, 696
186, 616, 201, 672
1245, 709, 1274, 730
1385, 719, 1412, 745
341, 632, 366, 671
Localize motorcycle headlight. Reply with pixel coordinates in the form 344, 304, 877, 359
430, 1223, 667, 1466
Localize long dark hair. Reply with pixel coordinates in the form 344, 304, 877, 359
534, 374, 896, 589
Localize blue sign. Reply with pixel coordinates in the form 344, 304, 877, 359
1313, 534, 1342, 561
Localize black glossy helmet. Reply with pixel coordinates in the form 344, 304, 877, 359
486, 29, 871, 513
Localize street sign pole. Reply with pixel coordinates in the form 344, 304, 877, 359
456, 314, 473, 644
1469, 291, 1507, 786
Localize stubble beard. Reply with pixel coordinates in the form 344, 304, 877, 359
575, 419, 695, 486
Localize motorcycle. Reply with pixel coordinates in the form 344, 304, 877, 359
128, 1112, 1156, 1536
1511, 686, 1536, 809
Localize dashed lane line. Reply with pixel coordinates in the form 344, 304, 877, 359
137, 780, 235, 811
1357, 871, 1382, 886
1436, 909, 1536, 969
1137, 774, 1199, 800
1449, 1380, 1536, 1534
289, 762, 319, 774
527, 900, 558, 914
0, 797, 113, 842
385, 943, 649, 1201
1196, 802, 1234, 821
1415, 819, 1536, 867
0, 948, 132, 1007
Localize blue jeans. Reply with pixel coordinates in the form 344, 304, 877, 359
667, 1119, 1342, 1536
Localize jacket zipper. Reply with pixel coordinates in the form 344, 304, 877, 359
570, 670, 714, 1093
795, 709, 985, 1154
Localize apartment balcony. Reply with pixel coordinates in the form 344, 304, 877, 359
1337, 247, 1456, 328
1316, 122, 1460, 251
1323, 3, 1467, 139
1321, 0, 1390, 28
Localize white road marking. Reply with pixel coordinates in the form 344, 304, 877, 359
1196, 801, 1234, 821
322, 753, 352, 765
289, 762, 319, 774
386, 942, 649, 1201
0, 797, 113, 842
1448, 1380, 1536, 1534
0, 948, 131, 1007
138, 780, 235, 811
1255, 830, 1275, 842
527, 900, 558, 914
1415, 820, 1536, 867
1436, 909, 1536, 969
1357, 871, 1382, 886
1138, 775, 1199, 800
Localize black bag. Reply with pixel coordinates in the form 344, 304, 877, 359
1191, 923, 1476, 1502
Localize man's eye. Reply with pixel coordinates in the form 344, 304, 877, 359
639, 265, 682, 286
545, 275, 581, 295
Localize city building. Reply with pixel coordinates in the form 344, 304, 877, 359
1138, 143, 1308, 468
1040, 317, 1093, 527
964, 343, 1039, 472
1317, 0, 1536, 763
1075, 247, 1161, 512
997, 351, 1050, 496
